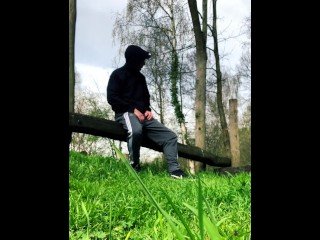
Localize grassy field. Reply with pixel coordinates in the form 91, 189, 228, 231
69, 150, 251, 240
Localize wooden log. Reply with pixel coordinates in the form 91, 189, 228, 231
69, 113, 231, 167
215, 165, 251, 175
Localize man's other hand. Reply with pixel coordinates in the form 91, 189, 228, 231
144, 111, 154, 121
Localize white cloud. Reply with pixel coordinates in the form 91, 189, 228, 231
75, 0, 128, 69
77, 0, 127, 13
75, 0, 251, 71
215, 0, 251, 70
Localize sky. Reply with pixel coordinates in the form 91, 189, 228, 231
75, 0, 251, 94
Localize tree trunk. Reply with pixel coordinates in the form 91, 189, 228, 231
69, 0, 76, 113
187, 0, 207, 173
69, 0, 77, 144
229, 99, 240, 167
211, 0, 231, 157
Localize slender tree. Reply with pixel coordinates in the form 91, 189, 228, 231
187, 0, 208, 172
165, 0, 193, 172
69, 0, 77, 144
237, 15, 251, 102
208, 0, 231, 157
237, 15, 251, 166
69, 0, 76, 113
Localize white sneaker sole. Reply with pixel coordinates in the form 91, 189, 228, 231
171, 174, 183, 179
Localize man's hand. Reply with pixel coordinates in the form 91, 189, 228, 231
144, 110, 154, 121
134, 108, 145, 122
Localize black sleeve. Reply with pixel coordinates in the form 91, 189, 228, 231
107, 71, 135, 113
143, 77, 151, 112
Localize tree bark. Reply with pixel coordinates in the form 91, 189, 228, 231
211, 0, 231, 158
229, 99, 240, 167
69, 113, 231, 167
187, 0, 207, 172
69, 0, 77, 144
69, 0, 76, 113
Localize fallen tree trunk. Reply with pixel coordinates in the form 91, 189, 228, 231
69, 113, 231, 167
215, 165, 251, 175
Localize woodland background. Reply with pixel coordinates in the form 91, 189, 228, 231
69, 0, 251, 173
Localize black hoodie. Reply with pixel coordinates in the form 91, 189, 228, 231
107, 45, 151, 114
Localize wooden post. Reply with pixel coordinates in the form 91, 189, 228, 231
229, 99, 240, 167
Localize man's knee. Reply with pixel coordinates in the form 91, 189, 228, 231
167, 131, 177, 142
131, 128, 143, 138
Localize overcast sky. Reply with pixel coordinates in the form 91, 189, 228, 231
75, 0, 251, 94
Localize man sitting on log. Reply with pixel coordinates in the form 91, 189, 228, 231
107, 45, 187, 179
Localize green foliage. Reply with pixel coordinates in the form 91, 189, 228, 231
239, 127, 251, 165
69, 150, 251, 239
170, 50, 185, 125
206, 99, 251, 166
206, 122, 227, 156
70, 89, 114, 156
239, 104, 251, 165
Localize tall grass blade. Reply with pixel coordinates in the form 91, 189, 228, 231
202, 191, 218, 226
81, 201, 90, 238
125, 230, 131, 240
197, 176, 205, 240
160, 188, 198, 240
198, 176, 221, 237
111, 143, 186, 240
183, 203, 223, 240
109, 203, 112, 240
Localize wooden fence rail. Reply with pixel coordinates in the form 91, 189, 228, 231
69, 113, 231, 167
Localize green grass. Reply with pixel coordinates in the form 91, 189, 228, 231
69, 150, 251, 240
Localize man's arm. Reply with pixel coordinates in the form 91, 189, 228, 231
107, 72, 134, 113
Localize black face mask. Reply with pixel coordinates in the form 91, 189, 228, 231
125, 58, 145, 72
